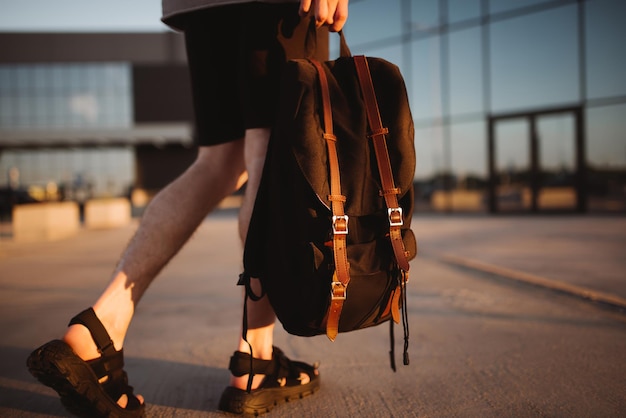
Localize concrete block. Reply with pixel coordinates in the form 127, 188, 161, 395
432, 190, 485, 212
84, 198, 131, 229
12, 202, 80, 242
538, 187, 576, 209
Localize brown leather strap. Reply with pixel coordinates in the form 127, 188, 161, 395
353, 56, 411, 273
310, 59, 350, 342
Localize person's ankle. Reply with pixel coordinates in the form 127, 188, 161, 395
230, 374, 266, 391
63, 324, 100, 361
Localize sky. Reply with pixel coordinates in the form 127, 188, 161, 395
0, 0, 167, 32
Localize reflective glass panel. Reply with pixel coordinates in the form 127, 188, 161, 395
586, 104, 626, 212
586, 0, 626, 99
587, 105, 626, 169
447, 120, 488, 211
537, 113, 577, 210
449, 26, 483, 117
414, 123, 445, 180
343, 0, 402, 45
0, 63, 132, 129
411, 36, 443, 122
410, 0, 441, 32
451, 120, 487, 179
448, 0, 481, 23
490, 4, 579, 113
0, 147, 134, 198
494, 118, 531, 211
414, 123, 446, 211
538, 114, 576, 173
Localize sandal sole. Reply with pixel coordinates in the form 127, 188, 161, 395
218, 375, 320, 416
26, 339, 145, 418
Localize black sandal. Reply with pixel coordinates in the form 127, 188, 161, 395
26, 308, 145, 418
218, 346, 320, 415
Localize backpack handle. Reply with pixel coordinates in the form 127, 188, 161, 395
305, 17, 352, 59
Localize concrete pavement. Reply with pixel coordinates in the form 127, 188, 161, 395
415, 215, 626, 310
1, 212, 625, 417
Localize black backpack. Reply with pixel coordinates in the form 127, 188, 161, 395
241, 31, 417, 368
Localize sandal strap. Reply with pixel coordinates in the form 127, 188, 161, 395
228, 346, 317, 387
228, 350, 277, 377
87, 349, 125, 379
96, 363, 133, 402
273, 348, 317, 385
98, 366, 140, 407
69, 308, 117, 357
68, 308, 141, 410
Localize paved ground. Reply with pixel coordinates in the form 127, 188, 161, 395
0, 212, 625, 417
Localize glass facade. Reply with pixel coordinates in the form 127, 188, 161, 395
2, 0, 625, 214
0, 63, 132, 129
341, 0, 626, 213
0, 147, 134, 200
489, 4, 580, 112
0, 63, 134, 200
585, 0, 626, 100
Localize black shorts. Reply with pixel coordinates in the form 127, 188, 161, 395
169, 3, 317, 146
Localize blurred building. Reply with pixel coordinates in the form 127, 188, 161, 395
1, 0, 625, 215
0, 31, 196, 215
341, 0, 625, 214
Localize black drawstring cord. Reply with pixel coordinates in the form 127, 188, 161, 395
390, 268, 410, 371
401, 270, 410, 366
237, 272, 265, 393
389, 318, 397, 372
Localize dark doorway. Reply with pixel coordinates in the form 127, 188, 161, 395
487, 107, 586, 213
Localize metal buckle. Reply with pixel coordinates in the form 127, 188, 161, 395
388, 207, 404, 227
331, 281, 347, 300
332, 215, 349, 235
400, 269, 409, 285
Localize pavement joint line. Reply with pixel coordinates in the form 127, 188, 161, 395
432, 253, 626, 313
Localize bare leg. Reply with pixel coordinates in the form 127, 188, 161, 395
230, 128, 312, 391
63, 140, 247, 380
230, 128, 274, 390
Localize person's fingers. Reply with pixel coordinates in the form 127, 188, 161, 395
299, 0, 312, 16
329, 0, 348, 32
301, 0, 348, 32
315, 0, 330, 28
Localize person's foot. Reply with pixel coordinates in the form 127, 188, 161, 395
218, 346, 320, 415
63, 322, 144, 408
27, 308, 145, 417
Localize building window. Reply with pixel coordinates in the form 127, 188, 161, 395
448, 0, 481, 24
0, 62, 132, 129
411, 35, 443, 123
490, 4, 580, 113
586, 104, 626, 212
585, 0, 626, 100
449, 26, 483, 118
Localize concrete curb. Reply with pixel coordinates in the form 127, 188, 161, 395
434, 253, 626, 313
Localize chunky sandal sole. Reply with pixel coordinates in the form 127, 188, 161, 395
27, 339, 145, 418
218, 373, 320, 416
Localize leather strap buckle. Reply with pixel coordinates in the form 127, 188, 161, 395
388, 207, 404, 227
332, 215, 349, 235
331, 281, 347, 300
